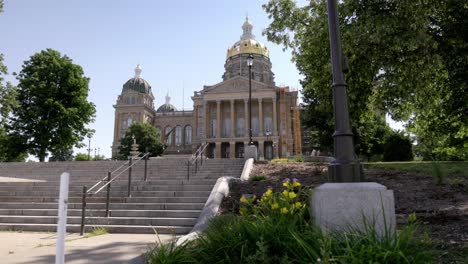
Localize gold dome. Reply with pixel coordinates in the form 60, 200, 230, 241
226, 17, 269, 59
227, 39, 269, 59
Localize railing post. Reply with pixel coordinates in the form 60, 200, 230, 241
201, 151, 203, 166
195, 158, 198, 173
187, 160, 190, 180
80, 186, 87, 236
105, 171, 111, 217
128, 156, 132, 197
144, 154, 148, 182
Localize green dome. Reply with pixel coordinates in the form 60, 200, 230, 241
122, 77, 152, 94
156, 103, 177, 113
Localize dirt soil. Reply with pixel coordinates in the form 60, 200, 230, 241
220, 162, 468, 262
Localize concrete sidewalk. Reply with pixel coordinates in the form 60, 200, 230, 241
0, 232, 177, 264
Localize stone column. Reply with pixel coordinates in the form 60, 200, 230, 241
203, 101, 208, 139
230, 100, 235, 138
272, 97, 278, 136
273, 141, 279, 159
259, 141, 265, 160
244, 99, 249, 138
258, 98, 264, 136
216, 100, 221, 138
229, 141, 235, 159
194, 106, 198, 142
215, 142, 221, 159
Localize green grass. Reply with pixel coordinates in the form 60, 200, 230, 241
84, 227, 108, 238
364, 161, 468, 177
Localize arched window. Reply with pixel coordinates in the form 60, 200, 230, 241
175, 126, 182, 146
127, 116, 133, 128
155, 126, 162, 140
165, 126, 172, 145
185, 126, 192, 145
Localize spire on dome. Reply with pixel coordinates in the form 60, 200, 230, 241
241, 15, 255, 40
165, 92, 171, 105
134, 64, 142, 78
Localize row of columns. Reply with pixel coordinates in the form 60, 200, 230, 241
202, 98, 278, 139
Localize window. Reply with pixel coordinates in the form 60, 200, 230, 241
236, 117, 245, 137
175, 126, 182, 146
185, 126, 192, 145
165, 126, 172, 145
223, 118, 231, 137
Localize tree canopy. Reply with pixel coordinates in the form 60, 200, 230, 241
263, 0, 467, 160
117, 122, 164, 159
9, 49, 96, 162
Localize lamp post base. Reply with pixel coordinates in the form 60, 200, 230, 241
328, 162, 362, 182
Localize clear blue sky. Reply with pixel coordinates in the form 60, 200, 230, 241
0, 0, 303, 159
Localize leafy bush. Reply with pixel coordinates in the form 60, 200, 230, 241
294, 154, 304, 162
250, 175, 267, 182
383, 132, 414, 161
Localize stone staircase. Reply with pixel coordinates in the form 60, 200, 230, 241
0, 158, 245, 234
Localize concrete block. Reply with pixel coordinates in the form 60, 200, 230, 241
244, 145, 258, 160
311, 182, 395, 237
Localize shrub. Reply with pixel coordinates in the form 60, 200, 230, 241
383, 132, 414, 161
294, 154, 305, 162
250, 175, 267, 182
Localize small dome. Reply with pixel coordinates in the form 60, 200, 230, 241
156, 104, 177, 113
226, 17, 269, 59
156, 92, 177, 113
122, 64, 152, 94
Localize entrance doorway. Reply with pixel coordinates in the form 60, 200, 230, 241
235, 142, 244, 158
221, 143, 230, 158
264, 141, 273, 160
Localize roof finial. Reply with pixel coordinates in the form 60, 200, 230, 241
241, 15, 255, 40
134, 64, 142, 78
165, 92, 171, 105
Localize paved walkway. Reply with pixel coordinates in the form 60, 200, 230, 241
0, 232, 177, 264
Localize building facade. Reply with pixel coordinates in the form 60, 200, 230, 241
112, 17, 302, 159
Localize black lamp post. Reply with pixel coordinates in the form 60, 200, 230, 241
326, 0, 362, 182
87, 134, 92, 161
247, 54, 254, 145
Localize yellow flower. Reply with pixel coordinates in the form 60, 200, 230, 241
288, 192, 297, 199
281, 207, 289, 214
248, 195, 257, 203
282, 190, 289, 198
271, 203, 279, 210
261, 196, 268, 203
283, 182, 290, 188
295, 202, 303, 208
292, 181, 301, 188
264, 189, 273, 197
240, 195, 248, 203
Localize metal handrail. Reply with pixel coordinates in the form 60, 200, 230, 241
94, 153, 149, 195
187, 143, 208, 179
80, 152, 150, 235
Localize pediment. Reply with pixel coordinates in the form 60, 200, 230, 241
203, 77, 272, 94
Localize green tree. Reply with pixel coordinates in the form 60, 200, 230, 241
49, 148, 73, 161
74, 153, 89, 161
263, 0, 466, 160
117, 122, 164, 159
93, 154, 106, 161
10, 49, 96, 162
383, 132, 414, 162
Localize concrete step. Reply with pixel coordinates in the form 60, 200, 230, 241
0, 223, 192, 234
0, 196, 208, 204
0, 209, 202, 218
0, 202, 206, 210
0, 190, 211, 198
0, 215, 198, 226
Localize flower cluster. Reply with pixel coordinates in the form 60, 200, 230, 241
239, 178, 306, 218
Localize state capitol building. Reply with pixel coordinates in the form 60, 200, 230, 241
112, 17, 303, 160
